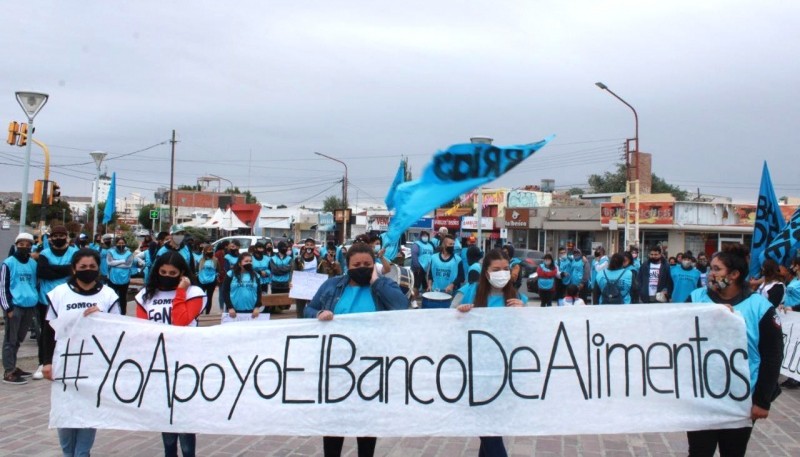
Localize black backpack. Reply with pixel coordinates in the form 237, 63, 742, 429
601, 271, 624, 304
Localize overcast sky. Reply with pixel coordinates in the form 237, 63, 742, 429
1, 0, 798, 208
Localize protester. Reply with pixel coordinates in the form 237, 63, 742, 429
536, 253, 558, 307
304, 242, 408, 457
158, 226, 194, 277
594, 253, 634, 304
637, 246, 673, 303
250, 242, 271, 295
269, 240, 293, 295
500, 244, 522, 291
106, 236, 135, 315
317, 248, 343, 278
590, 246, 609, 304
556, 247, 570, 304
197, 244, 219, 315
223, 253, 262, 319
670, 255, 702, 303
465, 245, 484, 284
563, 249, 585, 304
1, 233, 38, 384
686, 244, 783, 455
293, 238, 320, 318
41, 248, 119, 457
562, 284, 586, 306
780, 258, 800, 389
368, 234, 392, 276
696, 253, 710, 287
411, 230, 434, 296
630, 247, 641, 270
622, 251, 640, 303
98, 234, 114, 282
757, 259, 786, 308
452, 248, 525, 456
135, 252, 205, 456
34, 225, 78, 380
452, 248, 528, 309
426, 235, 463, 307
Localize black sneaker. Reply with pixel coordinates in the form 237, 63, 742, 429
780, 378, 800, 389
2, 373, 28, 385
13, 368, 33, 379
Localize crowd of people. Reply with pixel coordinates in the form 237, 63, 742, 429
0, 222, 794, 456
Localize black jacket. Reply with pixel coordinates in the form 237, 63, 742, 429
637, 261, 674, 303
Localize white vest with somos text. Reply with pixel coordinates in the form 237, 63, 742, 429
135, 286, 205, 327
46, 283, 120, 337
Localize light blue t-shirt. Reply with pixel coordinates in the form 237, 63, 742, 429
334, 285, 376, 314
671, 267, 701, 303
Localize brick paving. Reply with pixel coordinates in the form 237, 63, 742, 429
3, 299, 800, 456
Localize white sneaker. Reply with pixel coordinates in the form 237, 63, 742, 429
411, 300, 419, 309
32, 365, 44, 380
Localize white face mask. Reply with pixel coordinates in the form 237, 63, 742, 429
488, 270, 511, 289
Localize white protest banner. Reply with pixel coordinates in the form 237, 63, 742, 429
288, 271, 329, 301
221, 313, 271, 325
780, 310, 800, 381
50, 304, 752, 436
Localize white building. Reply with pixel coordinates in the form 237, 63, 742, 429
91, 173, 112, 206
116, 192, 148, 223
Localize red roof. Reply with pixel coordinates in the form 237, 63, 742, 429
231, 204, 261, 228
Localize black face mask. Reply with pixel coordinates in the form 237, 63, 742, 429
228, 250, 239, 257
103, 241, 112, 247
243, 264, 253, 271
348, 267, 372, 286
15, 247, 31, 260
116, 246, 126, 253
158, 275, 181, 290
204, 252, 213, 258
278, 248, 287, 255
253, 251, 263, 259
75, 269, 100, 284
444, 246, 455, 255
51, 238, 68, 248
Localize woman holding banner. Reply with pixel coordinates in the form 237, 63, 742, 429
42, 248, 120, 457
452, 248, 526, 457
687, 244, 783, 456
305, 242, 409, 457
135, 252, 205, 457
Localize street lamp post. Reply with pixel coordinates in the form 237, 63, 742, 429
314, 152, 348, 243
90, 151, 108, 236
14, 91, 49, 234
470, 137, 493, 250
595, 82, 640, 250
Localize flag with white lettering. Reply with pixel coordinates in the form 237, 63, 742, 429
383, 136, 553, 260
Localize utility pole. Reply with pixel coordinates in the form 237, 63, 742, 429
169, 129, 176, 226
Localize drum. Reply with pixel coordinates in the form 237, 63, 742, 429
421, 291, 453, 309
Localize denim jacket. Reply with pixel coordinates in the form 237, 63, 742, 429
303, 275, 409, 318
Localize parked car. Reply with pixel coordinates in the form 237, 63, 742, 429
212, 235, 272, 254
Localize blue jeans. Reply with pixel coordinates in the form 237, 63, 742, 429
162, 432, 196, 457
479, 437, 507, 457
57, 428, 96, 457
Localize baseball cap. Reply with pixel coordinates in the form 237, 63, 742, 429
15, 233, 34, 244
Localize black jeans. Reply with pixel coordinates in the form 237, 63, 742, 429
36, 304, 48, 364
539, 289, 555, 307
107, 282, 129, 316
323, 437, 376, 457
199, 282, 216, 314
687, 427, 752, 457
162, 432, 196, 457
479, 437, 508, 457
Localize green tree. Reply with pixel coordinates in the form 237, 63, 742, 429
85, 202, 118, 234
10, 200, 73, 227
587, 163, 688, 200
567, 187, 585, 196
178, 184, 201, 191
138, 204, 158, 231
322, 195, 345, 212
223, 187, 258, 204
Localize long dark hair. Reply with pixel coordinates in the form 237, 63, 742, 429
608, 253, 625, 271
70, 248, 100, 269
232, 253, 256, 283
474, 249, 517, 308
761, 258, 781, 283
143, 251, 192, 302
711, 243, 749, 287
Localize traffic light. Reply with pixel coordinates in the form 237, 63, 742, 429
49, 182, 61, 205
18, 123, 28, 147
33, 180, 45, 205
6, 121, 19, 145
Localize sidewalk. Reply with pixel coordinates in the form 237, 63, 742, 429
2, 302, 800, 455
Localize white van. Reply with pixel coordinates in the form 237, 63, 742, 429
211, 236, 272, 254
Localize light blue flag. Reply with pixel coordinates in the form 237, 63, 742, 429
102, 172, 116, 224
762, 206, 800, 268
384, 159, 406, 211
382, 136, 554, 260
749, 162, 784, 277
